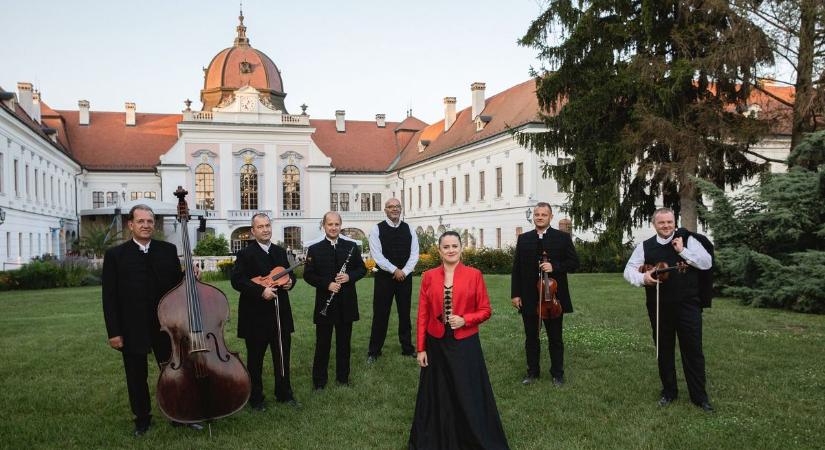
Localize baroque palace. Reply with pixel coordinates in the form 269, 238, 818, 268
0, 14, 794, 266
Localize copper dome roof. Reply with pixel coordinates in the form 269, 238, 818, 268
200, 12, 287, 111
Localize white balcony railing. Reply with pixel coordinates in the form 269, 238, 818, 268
340, 211, 385, 221
280, 210, 304, 218
227, 209, 272, 221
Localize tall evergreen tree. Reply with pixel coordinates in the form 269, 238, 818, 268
519, 0, 777, 232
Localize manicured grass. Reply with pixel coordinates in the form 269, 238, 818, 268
1, 274, 823, 449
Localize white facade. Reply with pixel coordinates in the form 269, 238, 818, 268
0, 91, 80, 268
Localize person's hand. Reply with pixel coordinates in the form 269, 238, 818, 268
108, 336, 124, 350
335, 273, 350, 284
281, 278, 293, 290
328, 282, 341, 293
448, 315, 466, 329
393, 269, 406, 282
193, 265, 202, 280
539, 261, 554, 273
672, 236, 684, 253
262, 287, 276, 300
643, 269, 660, 286
417, 351, 428, 368
511, 297, 522, 310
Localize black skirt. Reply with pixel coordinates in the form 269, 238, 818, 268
409, 329, 509, 450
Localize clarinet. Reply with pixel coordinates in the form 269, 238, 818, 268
320, 246, 355, 316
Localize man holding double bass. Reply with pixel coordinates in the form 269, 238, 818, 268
511, 202, 579, 386
231, 213, 298, 410
102, 204, 202, 436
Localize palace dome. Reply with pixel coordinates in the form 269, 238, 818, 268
200, 12, 286, 111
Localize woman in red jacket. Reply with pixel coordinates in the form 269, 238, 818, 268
408, 231, 509, 450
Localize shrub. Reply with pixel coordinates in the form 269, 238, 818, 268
461, 247, 514, 274
0, 272, 18, 291
194, 234, 231, 256
217, 259, 234, 279
575, 237, 635, 273
13, 261, 64, 290
61, 257, 93, 287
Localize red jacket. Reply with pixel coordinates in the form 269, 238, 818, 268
416, 263, 492, 352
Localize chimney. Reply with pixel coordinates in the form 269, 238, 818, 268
31, 90, 42, 123
17, 82, 34, 118
335, 110, 346, 132
444, 97, 456, 131
125, 102, 136, 126
471, 82, 486, 119
78, 100, 90, 125
375, 113, 386, 128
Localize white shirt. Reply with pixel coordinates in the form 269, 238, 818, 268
623, 233, 712, 287
257, 241, 271, 253
133, 239, 151, 254
369, 219, 420, 276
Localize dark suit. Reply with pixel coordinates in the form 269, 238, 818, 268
231, 242, 297, 405
303, 239, 367, 387
102, 239, 183, 428
511, 228, 579, 379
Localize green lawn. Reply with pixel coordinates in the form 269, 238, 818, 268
1, 274, 823, 449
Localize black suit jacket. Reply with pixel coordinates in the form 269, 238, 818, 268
511, 228, 579, 313
231, 242, 297, 340
102, 239, 183, 354
303, 239, 367, 325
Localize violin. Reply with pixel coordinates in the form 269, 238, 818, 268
638, 261, 689, 281
155, 187, 251, 423
250, 261, 304, 289
537, 250, 562, 320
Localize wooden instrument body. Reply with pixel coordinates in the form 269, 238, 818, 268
157, 281, 251, 423
537, 253, 562, 320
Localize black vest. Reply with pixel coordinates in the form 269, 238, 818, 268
643, 235, 699, 304
377, 221, 412, 272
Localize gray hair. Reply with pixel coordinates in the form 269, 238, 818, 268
250, 212, 270, 226
321, 211, 342, 225
652, 207, 676, 221
128, 204, 154, 221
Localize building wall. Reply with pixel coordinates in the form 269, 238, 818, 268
0, 105, 80, 266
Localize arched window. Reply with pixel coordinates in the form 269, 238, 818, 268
240, 164, 258, 210
231, 227, 252, 253
195, 163, 215, 210
283, 165, 300, 210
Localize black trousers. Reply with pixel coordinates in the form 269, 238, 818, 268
368, 274, 414, 355
121, 332, 171, 427
313, 322, 354, 387
646, 297, 708, 404
245, 332, 294, 405
521, 312, 564, 379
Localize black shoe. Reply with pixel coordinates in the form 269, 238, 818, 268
133, 423, 150, 437
521, 375, 538, 385
285, 399, 301, 409
336, 380, 350, 387
313, 384, 326, 391
250, 402, 267, 412
698, 401, 715, 412
367, 355, 378, 364
401, 351, 416, 358
657, 396, 675, 407
552, 377, 565, 387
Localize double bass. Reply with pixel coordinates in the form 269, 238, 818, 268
156, 187, 251, 423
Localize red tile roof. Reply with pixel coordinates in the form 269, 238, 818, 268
0, 87, 74, 160
56, 110, 181, 171
393, 79, 541, 170
310, 118, 426, 172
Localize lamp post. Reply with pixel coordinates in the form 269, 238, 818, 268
525, 207, 533, 224
0, 207, 5, 226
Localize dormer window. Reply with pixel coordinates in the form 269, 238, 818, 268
475, 115, 492, 132
418, 139, 431, 153
239, 60, 253, 74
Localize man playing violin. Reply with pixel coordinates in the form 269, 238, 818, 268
102, 204, 202, 436
623, 207, 714, 412
231, 213, 298, 410
303, 212, 367, 389
511, 202, 579, 386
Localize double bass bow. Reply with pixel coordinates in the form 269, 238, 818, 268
156, 187, 251, 423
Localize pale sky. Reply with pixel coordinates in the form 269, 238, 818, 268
1, 0, 547, 124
